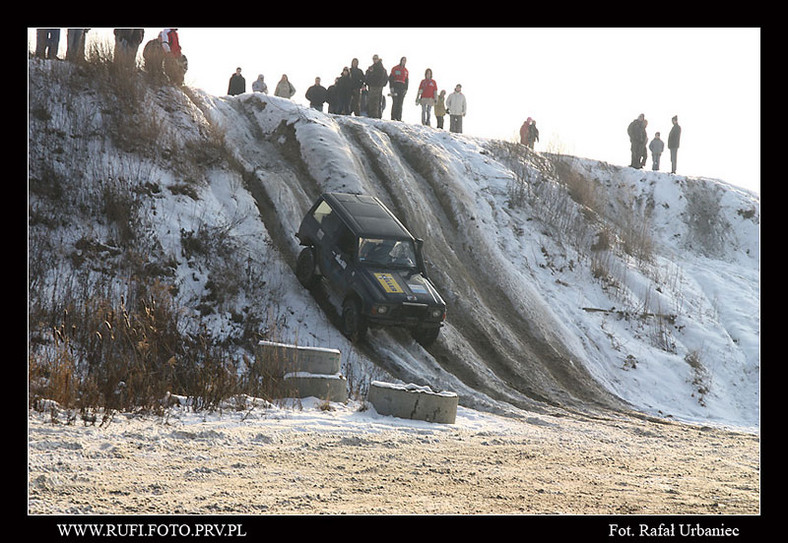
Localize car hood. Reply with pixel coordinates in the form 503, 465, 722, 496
360, 267, 445, 306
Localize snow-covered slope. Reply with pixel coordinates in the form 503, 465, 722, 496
28, 60, 759, 428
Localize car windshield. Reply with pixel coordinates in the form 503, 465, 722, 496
358, 238, 417, 269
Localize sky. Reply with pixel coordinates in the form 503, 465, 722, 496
28, 27, 761, 195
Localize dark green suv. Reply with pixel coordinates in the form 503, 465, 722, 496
295, 193, 446, 346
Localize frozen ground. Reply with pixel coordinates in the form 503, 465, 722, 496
28, 59, 760, 518
28, 396, 759, 515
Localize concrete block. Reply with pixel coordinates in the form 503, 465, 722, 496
283, 373, 348, 402
367, 381, 458, 424
254, 341, 348, 402
255, 340, 341, 377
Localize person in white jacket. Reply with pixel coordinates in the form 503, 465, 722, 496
252, 74, 268, 94
445, 84, 466, 133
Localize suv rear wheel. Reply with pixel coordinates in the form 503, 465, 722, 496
342, 297, 368, 342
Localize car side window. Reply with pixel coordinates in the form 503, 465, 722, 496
313, 200, 333, 224
314, 200, 344, 240
336, 225, 356, 255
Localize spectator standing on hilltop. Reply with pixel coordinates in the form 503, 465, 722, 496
416, 68, 438, 126
306, 77, 328, 111
252, 74, 268, 93
445, 84, 466, 133
35, 29, 60, 59
640, 119, 649, 168
228, 67, 246, 96
159, 28, 187, 85
159, 28, 182, 61
649, 131, 664, 170
349, 58, 365, 116
389, 57, 409, 121
141, 28, 187, 85
627, 113, 647, 168
326, 78, 339, 113
365, 55, 388, 118
34, 29, 46, 58
668, 115, 681, 174
337, 67, 353, 114
66, 29, 89, 62
527, 120, 539, 149
275, 74, 296, 99
143, 36, 164, 78
113, 29, 144, 68
435, 89, 447, 129
519, 118, 532, 146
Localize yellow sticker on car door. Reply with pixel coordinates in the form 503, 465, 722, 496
374, 273, 404, 293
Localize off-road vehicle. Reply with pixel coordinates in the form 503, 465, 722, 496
295, 193, 446, 346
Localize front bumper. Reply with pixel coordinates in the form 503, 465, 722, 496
366, 301, 445, 328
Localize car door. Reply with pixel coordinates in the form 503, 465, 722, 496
323, 221, 356, 288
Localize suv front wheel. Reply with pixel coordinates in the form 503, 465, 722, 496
412, 326, 440, 347
342, 297, 368, 342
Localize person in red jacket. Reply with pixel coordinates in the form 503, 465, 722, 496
159, 28, 186, 85
389, 57, 409, 121
416, 68, 439, 126
519, 117, 532, 146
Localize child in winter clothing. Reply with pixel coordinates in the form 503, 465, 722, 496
649, 132, 665, 171
435, 90, 447, 129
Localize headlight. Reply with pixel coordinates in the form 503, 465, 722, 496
430, 308, 446, 320
372, 305, 389, 315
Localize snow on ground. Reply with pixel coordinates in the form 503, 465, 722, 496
195, 90, 760, 429
28, 61, 760, 432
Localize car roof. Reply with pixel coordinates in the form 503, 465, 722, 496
322, 193, 413, 240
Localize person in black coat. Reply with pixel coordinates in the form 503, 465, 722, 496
306, 77, 328, 111
668, 115, 681, 174
365, 55, 388, 118
228, 67, 246, 96
336, 67, 353, 115
627, 114, 647, 168
326, 78, 339, 113
348, 58, 365, 116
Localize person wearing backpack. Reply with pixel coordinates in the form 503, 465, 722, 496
160, 28, 186, 85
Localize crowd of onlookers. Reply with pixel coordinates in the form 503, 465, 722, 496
33, 28, 188, 85
628, 113, 682, 174
227, 54, 469, 134
36, 28, 683, 166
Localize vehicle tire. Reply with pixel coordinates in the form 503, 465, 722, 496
412, 326, 440, 347
342, 297, 368, 342
295, 247, 319, 288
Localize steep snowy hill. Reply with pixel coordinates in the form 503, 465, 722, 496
27, 59, 760, 427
